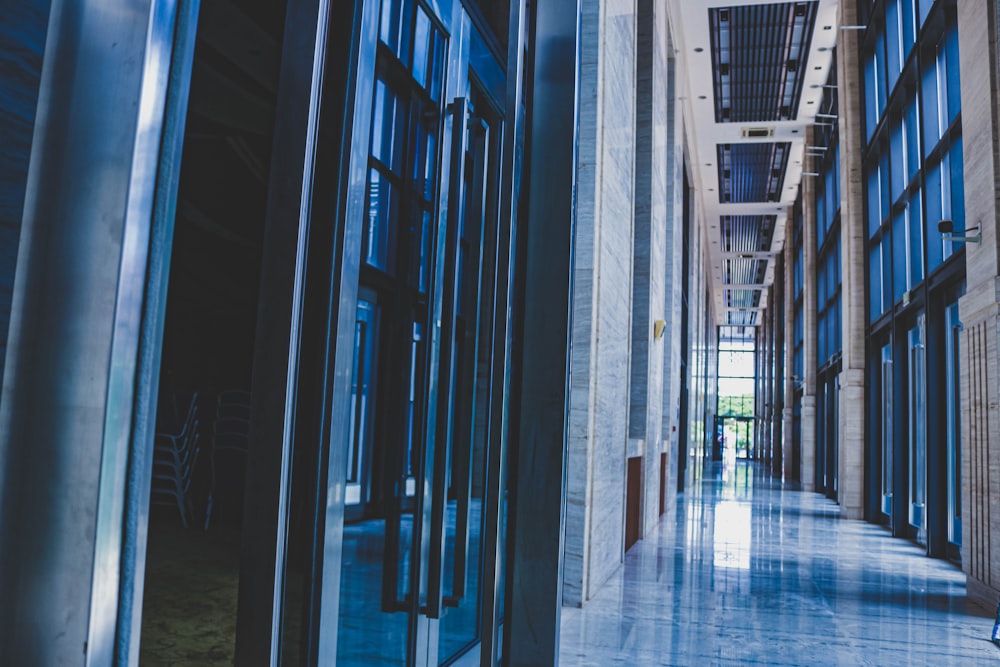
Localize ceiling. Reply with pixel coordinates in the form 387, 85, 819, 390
666, 0, 841, 333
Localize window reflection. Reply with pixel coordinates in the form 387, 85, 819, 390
713, 500, 751, 570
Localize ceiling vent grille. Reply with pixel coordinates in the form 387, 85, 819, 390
741, 126, 775, 139
709, 2, 819, 123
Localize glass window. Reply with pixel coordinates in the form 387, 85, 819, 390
925, 161, 943, 272
944, 26, 961, 124
904, 96, 920, 184
890, 118, 905, 202
886, 0, 902, 90
892, 209, 907, 302
380, 0, 411, 66
371, 80, 405, 174
870, 244, 883, 322
867, 160, 882, 238
865, 50, 881, 139
901, 0, 916, 60
907, 193, 923, 289
918, 0, 933, 27
364, 169, 398, 272
949, 139, 965, 233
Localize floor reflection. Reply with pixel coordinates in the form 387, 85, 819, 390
560, 459, 996, 666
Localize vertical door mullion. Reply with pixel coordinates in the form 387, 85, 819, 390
313, 0, 380, 661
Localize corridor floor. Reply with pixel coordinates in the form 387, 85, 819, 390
559, 456, 998, 666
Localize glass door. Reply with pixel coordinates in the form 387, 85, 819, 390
881, 341, 893, 517
337, 0, 510, 664
908, 314, 927, 541
945, 301, 962, 548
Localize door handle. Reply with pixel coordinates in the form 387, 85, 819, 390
427, 97, 468, 619
443, 116, 488, 609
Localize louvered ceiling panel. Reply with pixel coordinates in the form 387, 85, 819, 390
723, 258, 767, 285
718, 142, 791, 203
726, 289, 760, 309
709, 1, 819, 123
726, 310, 758, 327
720, 215, 776, 253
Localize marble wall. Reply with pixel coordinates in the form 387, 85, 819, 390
564, 0, 636, 607
956, 0, 1000, 611
563, 0, 712, 608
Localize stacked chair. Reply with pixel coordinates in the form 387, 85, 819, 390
151, 392, 200, 528
204, 390, 251, 529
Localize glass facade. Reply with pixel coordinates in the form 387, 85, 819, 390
861, 0, 964, 554
864, 0, 963, 324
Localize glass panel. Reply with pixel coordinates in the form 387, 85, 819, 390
907, 194, 923, 289
870, 244, 882, 322
918, 0, 933, 27
364, 169, 398, 272
867, 160, 882, 238
904, 96, 920, 185
865, 50, 880, 140
347, 299, 380, 506
371, 80, 405, 174
949, 140, 965, 234
881, 343, 893, 516
380, 0, 411, 66
921, 50, 940, 155
925, 161, 943, 271
892, 210, 906, 302
886, 0, 901, 90
900, 0, 916, 59
908, 318, 926, 539
890, 118, 905, 203
945, 302, 962, 546
944, 26, 961, 123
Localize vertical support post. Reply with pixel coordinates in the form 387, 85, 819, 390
836, 0, 867, 519
235, 0, 331, 662
506, 0, 580, 663
0, 0, 178, 663
801, 126, 819, 492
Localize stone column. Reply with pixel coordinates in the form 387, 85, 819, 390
783, 212, 796, 481
801, 127, 819, 492
835, 0, 867, 519
773, 251, 785, 477
955, 0, 1000, 611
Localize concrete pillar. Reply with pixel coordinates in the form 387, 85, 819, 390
801, 126, 819, 492
835, 0, 866, 519
506, 0, 579, 661
773, 251, 785, 477
955, 0, 1000, 611
783, 212, 795, 481
0, 0, 181, 662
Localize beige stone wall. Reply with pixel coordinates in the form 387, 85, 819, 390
956, 0, 1000, 610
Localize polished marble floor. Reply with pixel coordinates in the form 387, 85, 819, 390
559, 455, 998, 666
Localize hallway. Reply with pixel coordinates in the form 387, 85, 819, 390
559, 457, 997, 666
